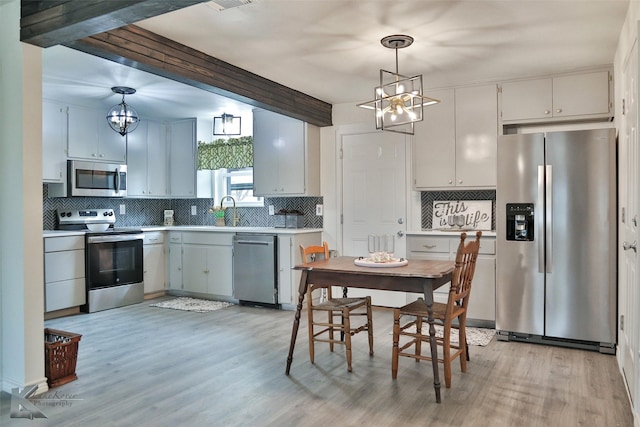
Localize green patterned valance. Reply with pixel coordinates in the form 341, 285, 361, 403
197, 136, 253, 170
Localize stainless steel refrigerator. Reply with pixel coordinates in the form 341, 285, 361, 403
496, 128, 616, 353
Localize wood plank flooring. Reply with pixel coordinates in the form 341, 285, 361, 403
1, 296, 634, 426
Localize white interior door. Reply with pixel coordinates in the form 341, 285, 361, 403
341, 131, 407, 306
621, 37, 638, 406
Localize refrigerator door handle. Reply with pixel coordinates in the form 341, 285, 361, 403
546, 165, 553, 273
538, 165, 545, 273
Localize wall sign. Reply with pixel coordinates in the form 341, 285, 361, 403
432, 200, 492, 230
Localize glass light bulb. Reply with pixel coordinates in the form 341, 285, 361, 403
390, 113, 397, 121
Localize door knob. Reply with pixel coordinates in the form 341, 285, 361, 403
397, 218, 404, 225
623, 241, 637, 252
397, 231, 404, 237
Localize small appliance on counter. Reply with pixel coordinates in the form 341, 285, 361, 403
274, 209, 304, 228
164, 210, 175, 226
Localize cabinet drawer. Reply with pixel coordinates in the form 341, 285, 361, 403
407, 237, 450, 253
45, 278, 86, 312
44, 236, 84, 252
45, 250, 85, 283
168, 233, 182, 244
182, 232, 234, 246
144, 232, 165, 245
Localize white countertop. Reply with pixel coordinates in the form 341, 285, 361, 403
44, 226, 323, 238
407, 229, 496, 237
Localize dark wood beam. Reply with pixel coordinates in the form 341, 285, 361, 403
64, 25, 333, 127
21, 0, 207, 48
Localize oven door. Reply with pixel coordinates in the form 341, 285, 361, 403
86, 233, 143, 289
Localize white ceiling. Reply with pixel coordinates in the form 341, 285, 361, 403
43, 0, 630, 121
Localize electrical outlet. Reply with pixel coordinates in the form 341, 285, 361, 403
268, 205, 275, 215
316, 204, 323, 216
119, 204, 126, 215
191, 205, 197, 216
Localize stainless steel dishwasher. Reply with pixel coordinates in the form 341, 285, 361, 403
233, 234, 279, 308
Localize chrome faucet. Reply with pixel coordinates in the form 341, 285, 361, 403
220, 195, 240, 226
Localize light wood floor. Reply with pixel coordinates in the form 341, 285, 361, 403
1, 296, 634, 426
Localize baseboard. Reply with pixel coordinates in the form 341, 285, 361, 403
144, 291, 166, 300
44, 307, 80, 320
2, 376, 48, 395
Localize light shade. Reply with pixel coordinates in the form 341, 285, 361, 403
213, 113, 241, 135
106, 86, 139, 137
357, 35, 440, 135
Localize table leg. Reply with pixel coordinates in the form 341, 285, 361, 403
424, 282, 441, 403
286, 269, 309, 375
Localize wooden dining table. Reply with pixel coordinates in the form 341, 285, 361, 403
285, 256, 455, 403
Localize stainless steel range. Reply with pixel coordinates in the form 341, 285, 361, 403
57, 209, 144, 313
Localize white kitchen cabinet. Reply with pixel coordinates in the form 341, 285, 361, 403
253, 109, 320, 196
168, 118, 197, 198
67, 105, 126, 163
413, 84, 497, 190
143, 232, 166, 294
406, 233, 496, 325
42, 100, 67, 183
127, 120, 169, 197
175, 232, 234, 297
167, 233, 183, 291
500, 70, 612, 123
44, 235, 86, 312
277, 232, 322, 307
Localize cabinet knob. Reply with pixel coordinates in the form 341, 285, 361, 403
448, 180, 453, 184
544, 110, 551, 115
91, 153, 97, 157
99, 153, 104, 157
458, 179, 463, 184
555, 108, 562, 113
177, 267, 182, 271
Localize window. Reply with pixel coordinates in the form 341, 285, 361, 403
214, 167, 263, 207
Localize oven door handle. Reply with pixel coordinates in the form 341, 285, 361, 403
87, 234, 144, 244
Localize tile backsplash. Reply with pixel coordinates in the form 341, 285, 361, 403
42, 185, 323, 230
421, 190, 496, 230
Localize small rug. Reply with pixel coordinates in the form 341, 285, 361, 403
149, 297, 234, 313
391, 325, 495, 346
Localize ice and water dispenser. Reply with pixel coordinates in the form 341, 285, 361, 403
506, 203, 534, 241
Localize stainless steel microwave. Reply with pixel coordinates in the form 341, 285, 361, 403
67, 160, 127, 197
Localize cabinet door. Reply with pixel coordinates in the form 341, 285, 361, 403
552, 71, 610, 118
169, 119, 196, 197
126, 120, 149, 196
168, 243, 183, 290
253, 110, 281, 195
467, 256, 495, 321
68, 105, 100, 159
182, 245, 208, 294
98, 119, 127, 162
206, 245, 233, 296
455, 84, 498, 187
413, 89, 456, 188
500, 78, 552, 121
143, 244, 165, 294
276, 115, 305, 194
42, 101, 67, 182
146, 120, 168, 197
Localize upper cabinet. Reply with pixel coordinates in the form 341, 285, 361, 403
67, 105, 126, 163
499, 70, 612, 124
253, 109, 320, 197
42, 100, 67, 183
413, 84, 498, 190
168, 118, 197, 198
127, 120, 169, 197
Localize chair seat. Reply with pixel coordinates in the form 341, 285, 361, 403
398, 299, 465, 321
313, 297, 369, 311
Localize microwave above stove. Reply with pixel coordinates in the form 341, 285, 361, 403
67, 160, 127, 197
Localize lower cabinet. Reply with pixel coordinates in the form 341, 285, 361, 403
277, 232, 322, 307
406, 233, 496, 325
167, 232, 183, 291
170, 232, 234, 298
44, 235, 86, 312
143, 232, 166, 294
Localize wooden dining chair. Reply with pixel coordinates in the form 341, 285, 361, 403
391, 231, 482, 388
300, 242, 374, 372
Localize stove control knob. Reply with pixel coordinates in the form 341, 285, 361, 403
66, 212, 72, 217
107, 211, 113, 216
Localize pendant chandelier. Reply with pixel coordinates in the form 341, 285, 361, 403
106, 86, 140, 136
357, 35, 439, 135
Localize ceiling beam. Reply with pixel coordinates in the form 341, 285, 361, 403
64, 25, 333, 127
20, 0, 208, 48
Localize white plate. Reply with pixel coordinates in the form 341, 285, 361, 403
354, 258, 408, 268
87, 223, 109, 232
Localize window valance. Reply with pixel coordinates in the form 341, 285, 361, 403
197, 136, 253, 170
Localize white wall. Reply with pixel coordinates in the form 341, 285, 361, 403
0, 0, 47, 393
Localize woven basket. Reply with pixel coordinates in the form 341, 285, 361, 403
44, 328, 81, 388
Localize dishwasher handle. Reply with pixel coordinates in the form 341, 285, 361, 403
235, 240, 272, 246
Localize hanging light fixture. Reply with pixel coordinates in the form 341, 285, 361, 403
106, 86, 140, 136
213, 112, 242, 136
357, 35, 439, 135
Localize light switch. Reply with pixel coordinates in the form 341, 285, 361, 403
191, 205, 197, 215
119, 204, 126, 215
268, 205, 275, 215
316, 204, 323, 216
